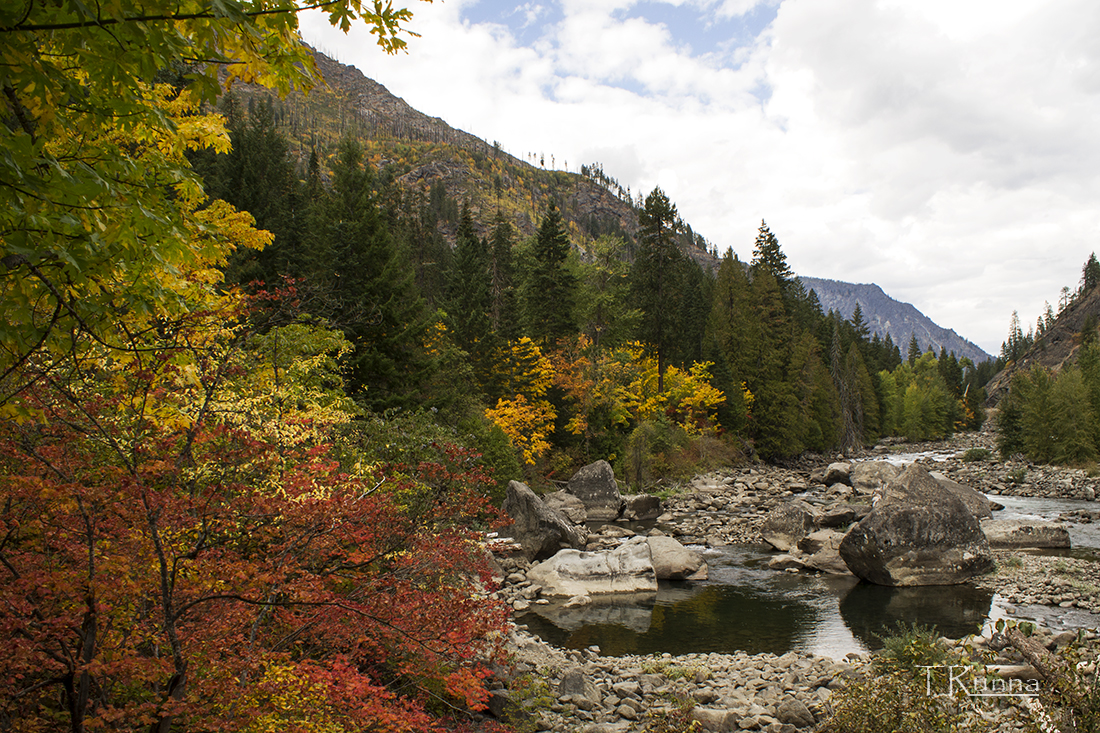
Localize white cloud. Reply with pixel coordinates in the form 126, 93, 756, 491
300, 0, 1100, 355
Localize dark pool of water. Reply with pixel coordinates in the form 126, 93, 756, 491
518, 494, 1100, 658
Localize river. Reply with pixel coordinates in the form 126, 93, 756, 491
517, 487, 1100, 658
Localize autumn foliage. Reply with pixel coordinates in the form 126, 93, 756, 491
0, 307, 507, 732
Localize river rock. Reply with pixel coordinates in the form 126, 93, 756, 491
502, 480, 589, 561
543, 490, 588, 524
567, 460, 625, 521
623, 493, 662, 521
796, 529, 852, 575
839, 463, 995, 586
761, 500, 819, 552
776, 697, 816, 728
850, 461, 901, 495
647, 535, 708, 580
824, 462, 852, 486
526, 536, 658, 597
981, 519, 1071, 549
930, 472, 993, 519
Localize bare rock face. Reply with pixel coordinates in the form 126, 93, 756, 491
981, 519, 1071, 549
839, 464, 995, 586
567, 460, 625, 521
647, 536, 708, 580
761, 500, 819, 552
501, 481, 588, 562
526, 537, 658, 597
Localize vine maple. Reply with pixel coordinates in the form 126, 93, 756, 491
0, 310, 507, 732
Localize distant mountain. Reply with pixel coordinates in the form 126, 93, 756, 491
799, 277, 992, 365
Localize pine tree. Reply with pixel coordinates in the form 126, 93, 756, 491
447, 205, 494, 386
632, 187, 686, 392
750, 220, 794, 291
850, 302, 869, 341
1083, 252, 1100, 294
523, 204, 576, 345
312, 139, 434, 410
907, 334, 921, 366
489, 210, 519, 341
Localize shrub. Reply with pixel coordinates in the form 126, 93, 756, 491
961, 447, 992, 462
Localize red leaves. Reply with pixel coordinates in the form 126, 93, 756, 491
0, 375, 507, 731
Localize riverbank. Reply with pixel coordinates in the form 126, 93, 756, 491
493, 433, 1100, 731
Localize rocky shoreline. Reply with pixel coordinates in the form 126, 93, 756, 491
490, 433, 1100, 732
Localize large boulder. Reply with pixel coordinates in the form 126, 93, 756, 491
526, 537, 658, 597
501, 481, 588, 561
850, 461, 901, 495
567, 460, 624, 521
981, 519, 1071, 549
543, 490, 588, 524
761, 500, 819, 551
823, 462, 852, 487
623, 494, 662, 521
930, 472, 993, 519
647, 536, 708, 580
839, 464, 995, 586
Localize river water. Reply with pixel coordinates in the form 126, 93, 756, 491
517, 466, 1100, 658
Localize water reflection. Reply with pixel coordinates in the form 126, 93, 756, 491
519, 581, 816, 657
839, 582, 994, 649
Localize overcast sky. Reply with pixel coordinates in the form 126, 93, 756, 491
300, 0, 1100, 357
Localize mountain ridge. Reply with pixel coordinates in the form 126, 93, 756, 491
799, 276, 992, 365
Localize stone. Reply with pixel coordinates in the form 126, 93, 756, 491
823, 462, 852, 487
544, 490, 588, 524
623, 494, 662, 521
839, 463, 995, 586
526, 537, 658, 597
775, 698, 815, 728
693, 707, 735, 732
647, 536, 708, 580
849, 461, 901, 494
559, 666, 600, 702
930, 472, 993, 519
797, 530, 852, 575
502, 480, 589, 561
568, 460, 625, 521
817, 504, 863, 529
981, 519, 1071, 549
761, 500, 819, 552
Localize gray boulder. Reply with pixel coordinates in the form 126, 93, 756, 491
981, 519, 1071, 549
526, 536, 658, 596
797, 530, 852, 575
777, 697, 816, 728
647, 535, 708, 580
930, 472, 993, 519
824, 462, 852, 486
850, 461, 901, 495
762, 500, 819, 551
623, 494, 662, 521
839, 464, 995, 586
567, 460, 624, 521
543, 490, 588, 524
501, 480, 588, 561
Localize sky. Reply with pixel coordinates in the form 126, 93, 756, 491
299, 0, 1100, 357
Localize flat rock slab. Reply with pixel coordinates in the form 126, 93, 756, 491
527, 536, 658, 597
982, 519, 1071, 549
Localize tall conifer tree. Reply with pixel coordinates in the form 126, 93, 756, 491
632, 187, 686, 392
